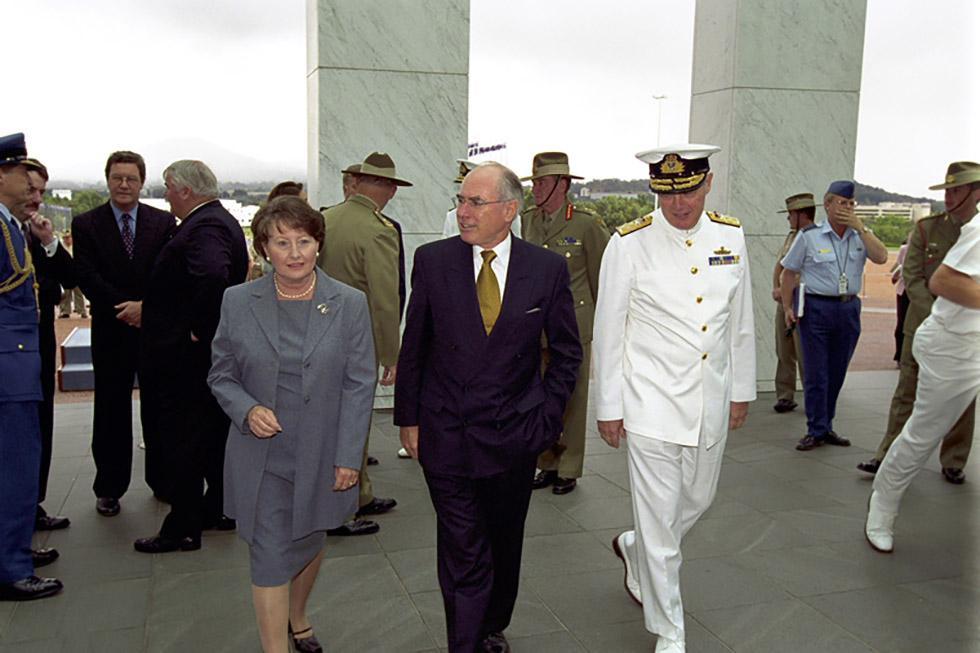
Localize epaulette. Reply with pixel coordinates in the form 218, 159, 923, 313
919, 212, 944, 223
616, 214, 653, 236
521, 205, 536, 215
707, 211, 741, 228
375, 211, 394, 229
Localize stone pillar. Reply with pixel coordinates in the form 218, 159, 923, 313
307, 0, 469, 405
689, 0, 867, 393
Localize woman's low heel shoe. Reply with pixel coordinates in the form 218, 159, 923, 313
288, 623, 323, 653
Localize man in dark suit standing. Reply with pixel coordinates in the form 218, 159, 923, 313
72, 151, 174, 516
395, 163, 582, 653
135, 160, 247, 553
15, 159, 75, 535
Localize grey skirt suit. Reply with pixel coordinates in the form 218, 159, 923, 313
208, 271, 376, 585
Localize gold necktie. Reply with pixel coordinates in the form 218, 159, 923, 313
477, 250, 501, 334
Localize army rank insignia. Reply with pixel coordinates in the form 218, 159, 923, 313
708, 254, 740, 266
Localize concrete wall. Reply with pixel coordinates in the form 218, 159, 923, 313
690, 0, 868, 392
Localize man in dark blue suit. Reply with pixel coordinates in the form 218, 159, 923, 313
0, 133, 62, 601
135, 159, 248, 553
72, 151, 175, 516
18, 159, 76, 534
395, 162, 582, 652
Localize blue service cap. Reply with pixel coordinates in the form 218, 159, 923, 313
826, 180, 855, 199
0, 133, 28, 166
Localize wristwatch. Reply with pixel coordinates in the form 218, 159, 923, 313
861, 225, 872, 234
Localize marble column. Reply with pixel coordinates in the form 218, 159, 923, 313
689, 0, 867, 393
307, 0, 469, 406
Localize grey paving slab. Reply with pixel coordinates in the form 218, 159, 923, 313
388, 547, 440, 594
802, 585, 980, 652
2, 372, 974, 652
0, 577, 148, 644
525, 569, 641, 631
693, 597, 873, 652
682, 511, 814, 560
680, 558, 791, 612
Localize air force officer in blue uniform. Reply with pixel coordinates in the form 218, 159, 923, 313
0, 133, 63, 601
780, 180, 888, 451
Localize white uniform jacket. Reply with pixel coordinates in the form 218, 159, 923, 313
593, 209, 756, 448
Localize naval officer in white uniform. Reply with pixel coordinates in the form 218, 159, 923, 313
593, 144, 756, 653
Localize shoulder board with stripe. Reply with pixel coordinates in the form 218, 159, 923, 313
707, 211, 741, 228
615, 214, 653, 236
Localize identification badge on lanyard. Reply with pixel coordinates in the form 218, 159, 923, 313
838, 273, 848, 295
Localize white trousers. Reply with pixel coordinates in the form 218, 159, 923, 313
622, 431, 726, 642
874, 317, 980, 514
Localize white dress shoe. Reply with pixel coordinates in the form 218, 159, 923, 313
612, 531, 642, 605
865, 490, 896, 553
397, 447, 411, 459
655, 636, 685, 653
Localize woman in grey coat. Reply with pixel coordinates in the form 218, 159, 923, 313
208, 196, 376, 653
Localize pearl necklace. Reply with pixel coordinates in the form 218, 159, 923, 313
274, 272, 316, 299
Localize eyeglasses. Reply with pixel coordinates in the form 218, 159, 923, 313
454, 194, 513, 209
109, 174, 141, 185
832, 198, 856, 207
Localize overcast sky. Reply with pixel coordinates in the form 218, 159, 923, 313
6, 0, 977, 199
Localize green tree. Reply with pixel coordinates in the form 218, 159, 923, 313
866, 215, 914, 248
44, 189, 107, 216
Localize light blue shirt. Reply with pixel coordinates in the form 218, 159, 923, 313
110, 202, 138, 236
781, 220, 868, 296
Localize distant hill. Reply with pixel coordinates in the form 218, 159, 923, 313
573, 178, 942, 212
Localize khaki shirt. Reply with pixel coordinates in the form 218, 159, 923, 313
903, 212, 973, 337
521, 199, 609, 342
317, 194, 400, 367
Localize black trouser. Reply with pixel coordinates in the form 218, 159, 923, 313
36, 306, 56, 508
145, 345, 229, 540
423, 457, 536, 653
90, 323, 140, 500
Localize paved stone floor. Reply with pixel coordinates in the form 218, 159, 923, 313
2, 370, 979, 652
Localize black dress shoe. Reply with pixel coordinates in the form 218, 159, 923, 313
203, 515, 237, 531
796, 435, 823, 451
32, 548, 59, 568
133, 534, 202, 554
288, 623, 324, 653
856, 458, 881, 475
531, 469, 558, 490
355, 497, 397, 517
773, 399, 798, 413
482, 631, 510, 653
326, 518, 380, 536
552, 477, 577, 495
367, 455, 379, 466
96, 497, 120, 517
823, 431, 851, 447
0, 576, 63, 601
35, 514, 70, 531
942, 467, 966, 485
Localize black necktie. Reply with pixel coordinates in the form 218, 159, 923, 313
121, 213, 135, 258
20, 221, 33, 249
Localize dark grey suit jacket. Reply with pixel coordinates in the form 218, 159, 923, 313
208, 270, 377, 542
